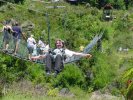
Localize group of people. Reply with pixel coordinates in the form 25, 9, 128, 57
1, 21, 23, 55
27, 34, 49, 60
0, 20, 92, 77
0, 20, 49, 59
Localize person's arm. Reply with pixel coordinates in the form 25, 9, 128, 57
0, 26, 4, 32
33, 38, 36, 44
65, 49, 92, 58
8, 25, 14, 33
31, 55, 46, 60
73, 52, 92, 58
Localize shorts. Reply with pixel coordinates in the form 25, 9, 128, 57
13, 37, 21, 44
27, 46, 34, 54
3, 37, 10, 44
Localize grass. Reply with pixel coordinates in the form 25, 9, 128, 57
1, 95, 89, 100
1, 89, 90, 100
1, 94, 74, 100
0, 1, 133, 100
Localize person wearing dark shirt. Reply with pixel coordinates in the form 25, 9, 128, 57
12, 22, 22, 55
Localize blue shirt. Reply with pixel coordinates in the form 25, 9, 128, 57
12, 26, 22, 39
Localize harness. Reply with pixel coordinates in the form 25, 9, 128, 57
53, 48, 65, 56
50, 48, 66, 61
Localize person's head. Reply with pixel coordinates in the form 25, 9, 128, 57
31, 34, 34, 38
55, 39, 64, 49
15, 21, 19, 26
5, 20, 10, 25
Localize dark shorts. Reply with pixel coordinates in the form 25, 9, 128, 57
3, 37, 10, 44
27, 46, 34, 54
3, 34, 10, 44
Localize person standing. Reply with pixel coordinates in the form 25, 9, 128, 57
12, 22, 23, 55
1, 21, 14, 51
27, 34, 36, 60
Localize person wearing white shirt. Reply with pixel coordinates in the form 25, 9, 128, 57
27, 35, 36, 59
45, 39, 92, 76
37, 38, 49, 54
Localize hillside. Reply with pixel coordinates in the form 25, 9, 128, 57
0, 0, 133, 100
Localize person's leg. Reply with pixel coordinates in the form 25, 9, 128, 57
27, 46, 33, 60
5, 43, 9, 50
13, 37, 17, 54
3, 39, 9, 50
45, 54, 53, 74
14, 39, 20, 55
5, 39, 9, 51
3, 41, 6, 49
54, 54, 63, 73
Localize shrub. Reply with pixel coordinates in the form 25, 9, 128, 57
26, 64, 45, 84
52, 64, 85, 88
113, 32, 133, 49
92, 53, 116, 89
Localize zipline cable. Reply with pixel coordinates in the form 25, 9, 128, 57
45, 13, 51, 48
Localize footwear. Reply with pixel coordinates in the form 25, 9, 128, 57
46, 71, 51, 76
53, 71, 59, 77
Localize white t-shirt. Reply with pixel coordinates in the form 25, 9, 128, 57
38, 40, 46, 48
43, 45, 49, 53
53, 48, 76, 57
65, 49, 75, 57
27, 37, 36, 48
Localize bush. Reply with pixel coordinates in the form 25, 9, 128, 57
113, 32, 133, 49
52, 64, 85, 88
26, 64, 45, 84
92, 53, 116, 89
0, 0, 25, 4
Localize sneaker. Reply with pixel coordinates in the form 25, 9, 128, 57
53, 71, 59, 77
46, 71, 51, 76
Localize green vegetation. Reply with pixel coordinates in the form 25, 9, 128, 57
0, 0, 133, 99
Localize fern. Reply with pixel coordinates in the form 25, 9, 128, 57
122, 68, 133, 80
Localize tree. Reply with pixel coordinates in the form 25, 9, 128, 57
0, 0, 25, 4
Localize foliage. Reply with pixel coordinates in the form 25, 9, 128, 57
115, 16, 132, 31
0, 0, 133, 99
126, 83, 133, 100
92, 52, 116, 89
113, 32, 133, 49
0, 0, 25, 4
80, 0, 125, 9
123, 68, 133, 80
47, 88, 59, 97
26, 64, 45, 84
52, 64, 85, 88
120, 58, 133, 99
